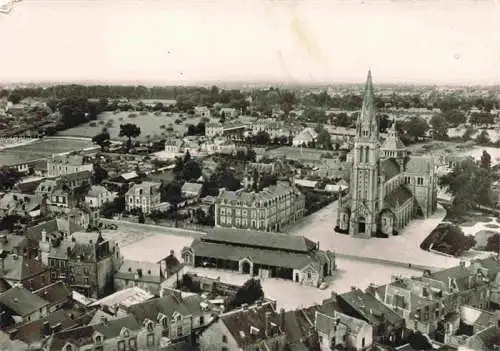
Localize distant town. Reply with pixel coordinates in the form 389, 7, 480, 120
1, 72, 500, 351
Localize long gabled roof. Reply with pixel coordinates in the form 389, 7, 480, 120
202, 228, 316, 253
384, 186, 413, 209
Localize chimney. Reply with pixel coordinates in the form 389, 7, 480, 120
41, 321, 50, 336
279, 308, 285, 330
265, 311, 272, 336
459, 261, 466, 268
169, 250, 174, 256
41, 229, 47, 242
316, 241, 320, 250
100, 316, 108, 325
241, 303, 248, 311
351, 286, 356, 292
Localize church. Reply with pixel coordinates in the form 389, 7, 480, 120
336, 71, 438, 238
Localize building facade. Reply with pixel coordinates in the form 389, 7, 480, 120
336, 71, 437, 237
215, 181, 305, 232
47, 154, 93, 178
125, 182, 161, 215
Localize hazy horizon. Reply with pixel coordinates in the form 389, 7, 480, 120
0, 0, 499, 86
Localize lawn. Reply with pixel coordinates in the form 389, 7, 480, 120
57, 111, 203, 141
0, 137, 95, 166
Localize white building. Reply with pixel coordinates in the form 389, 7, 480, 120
292, 127, 318, 147
125, 182, 161, 214
84, 185, 117, 209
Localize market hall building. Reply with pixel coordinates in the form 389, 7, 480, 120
181, 228, 336, 287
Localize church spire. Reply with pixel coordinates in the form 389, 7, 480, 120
356, 70, 379, 140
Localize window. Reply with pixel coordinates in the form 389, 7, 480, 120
199, 316, 205, 325
177, 326, 182, 336
129, 338, 137, 349
220, 207, 226, 215
117, 341, 125, 351
147, 333, 155, 347
65, 345, 73, 351
307, 271, 311, 279
95, 347, 103, 351
222, 335, 228, 343
221, 348, 229, 351
417, 177, 424, 185
362, 337, 366, 348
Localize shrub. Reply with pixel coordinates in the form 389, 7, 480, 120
420, 223, 476, 256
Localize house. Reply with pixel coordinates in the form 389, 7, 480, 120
33, 281, 72, 313
46, 154, 93, 178
181, 182, 203, 202
315, 309, 373, 350
336, 287, 407, 346
215, 180, 305, 232
125, 181, 161, 215
123, 291, 212, 343
47, 187, 74, 213
205, 121, 224, 138
0, 253, 50, 291
0, 286, 50, 325
182, 229, 335, 287
0, 192, 41, 218
0, 234, 29, 256
198, 301, 287, 351
84, 185, 116, 209
164, 139, 184, 155
91, 287, 154, 310
39, 230, 121, 298
292, 128, 318, 147
43, 315, 169, 351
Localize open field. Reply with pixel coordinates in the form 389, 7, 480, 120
0, 137, 96, 166
57, 111, 203, 141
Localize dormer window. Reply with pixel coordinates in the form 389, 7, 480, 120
65, 345, 73, 351
95, 335, 103, 344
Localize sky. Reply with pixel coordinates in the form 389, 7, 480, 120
0, 0, 499, 86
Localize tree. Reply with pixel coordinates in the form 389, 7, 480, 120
333, 112, 351, 127
429, 114, 448, 140
253, 131, 270, 145
100, 196, 125, 219
138, 211, 145, 224
92, 131, 111, 150
480, 150, 492, 171
378, 114, 391, 132
408, 332, 433, 350
119, 123, 141, 150
93, 163, 108, 184
227, 278, 264, 310
486, 234, 500, 253
183, 150, 191, 163
440, 158, 493, 216
405, 117, 429, 140
442, 110, 466, 126
0, 167, 22, 191
182, 160, 202, 181
315, 125, 333, 150
161, 181, 183, 205
7, 93, 21, 104
476, 130, 491, 145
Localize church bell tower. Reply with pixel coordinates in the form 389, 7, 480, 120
349, 70, 380, 237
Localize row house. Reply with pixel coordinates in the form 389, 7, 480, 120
122, 291, 212, 345
215, 181, 305, 232
199, 301, 288, 351
40, 230, 121, 298
252, 118, 287, 139
0, 286, 50, 327
182, 229, 335, 287
47, 154, 93, 178
125, 182, 161, 215
0, 252, 50, 291
44, 314, 172, 351
371, 261, 490, 336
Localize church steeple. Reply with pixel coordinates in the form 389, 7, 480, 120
356, 70, 379, 141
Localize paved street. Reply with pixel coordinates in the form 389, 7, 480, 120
289, 200, 483, 270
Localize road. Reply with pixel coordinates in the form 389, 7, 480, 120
288, 200, 471, 270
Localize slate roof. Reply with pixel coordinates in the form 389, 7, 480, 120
202, 228, 316, 253
47, 315, 140, 351
58, 170, 92, 183
384, 186, 413, 208
315, 310, 368, 335
217, 180, 300, 205
24, 219, 84, 242
1, 254, 48, 282
381, 133, 406, 150
0, 234, 28, 253
339, 288, 403, 326
9, 308, 94, 344
470, 325, 500, 350
0, 286, 49, 317
86, 185, 109, 198
220, 303, 282, 348
126, 294, 203, 323
380, 158, 400, 180
190, 239, 317, 270
282, 309, 315, 343
33, 281, 71, 305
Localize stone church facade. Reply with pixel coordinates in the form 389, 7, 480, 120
336, 71, 438, 238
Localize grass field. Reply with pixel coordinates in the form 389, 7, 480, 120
57, 111, 203, 141
0, 137, 95, 166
